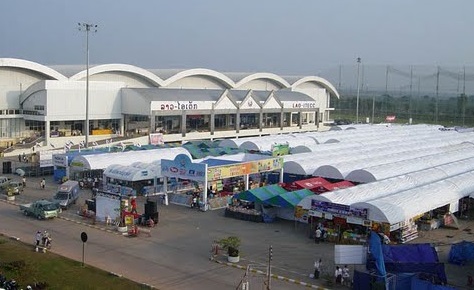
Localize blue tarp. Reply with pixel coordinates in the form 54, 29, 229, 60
383, 243, 439, 263
448, 240, 474, 265
368, 231, 387, 278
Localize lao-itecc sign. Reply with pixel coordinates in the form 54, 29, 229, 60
161, 154, 207, 182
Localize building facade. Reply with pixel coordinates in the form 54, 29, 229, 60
0, 58, 340, 147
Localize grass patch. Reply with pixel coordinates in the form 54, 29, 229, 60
0, 237, 151, 290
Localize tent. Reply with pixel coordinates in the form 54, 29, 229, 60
266, 189, 313, 208
292, 177, 330, 192
448, 241, 474, 265
235, 184, 287, 203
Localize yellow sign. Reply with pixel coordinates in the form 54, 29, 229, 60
207, 157, 283, 181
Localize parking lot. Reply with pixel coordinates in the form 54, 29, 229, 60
1, 170, 473, 289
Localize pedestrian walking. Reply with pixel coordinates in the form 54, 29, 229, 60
342, 265, 351, 286
315, 227, 322, 244
22, 176, 26, 188
335, 266, 343, 284
313, 258, 322, 279
18, 154, 21, 162
40, 178, 45, 189
35, 230, 42, 247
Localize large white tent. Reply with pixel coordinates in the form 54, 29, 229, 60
313, 142, 474, 180
239, 135, 318, 152
298, 156, 474, 209
351, 170, 474, 225
103, 164, 157, 182
70, 147, 191, 172
345, 143, 474, 183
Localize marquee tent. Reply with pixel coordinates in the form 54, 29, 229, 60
239, 135, 317, 152
292, 177, 330, 192
299, 156, 474, 208
234, 184, 287, 203
69, 147, 191, 171
346, 144, 474, 183
103, 164, 156, 182
265, 188, 314, 208
351, 170, 474, 225
313, 142, 474, 180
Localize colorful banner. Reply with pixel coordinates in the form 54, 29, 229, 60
161, 154, 207, 181
149, 133, 164, 145
271, 143, 290, 157
311, 200, 368, 220
207, 157, 283, 181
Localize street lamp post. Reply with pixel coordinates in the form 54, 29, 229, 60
356, 57, 361, 124
78, 23, 98, 148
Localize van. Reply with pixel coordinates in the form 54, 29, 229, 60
52, 180, 80, 209
0, 176, 10, 189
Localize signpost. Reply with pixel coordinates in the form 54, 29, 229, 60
81, 231, 88, 267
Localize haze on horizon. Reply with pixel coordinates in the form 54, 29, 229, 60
1, 0, 474, 77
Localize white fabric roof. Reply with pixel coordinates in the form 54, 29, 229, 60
103, 164, 155, 182
70, 147, 191, 171
346, 143, 474, 183
313, 142, 474, 180
239, 135, 317, 152
298, 156, 474, 209
352, 170, 474, 224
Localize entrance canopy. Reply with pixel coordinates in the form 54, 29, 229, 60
235, 184, 287, 203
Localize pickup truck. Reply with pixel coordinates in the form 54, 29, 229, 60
20, 199, 61, 219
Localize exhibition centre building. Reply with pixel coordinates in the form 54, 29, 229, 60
0, 58, 339, 147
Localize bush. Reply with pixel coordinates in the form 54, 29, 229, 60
218, 236, 241, 257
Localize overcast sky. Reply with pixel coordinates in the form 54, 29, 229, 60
1, 0, 474, 76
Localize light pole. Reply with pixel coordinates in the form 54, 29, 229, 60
78, 23, 98, 148
356, 57, 361, 124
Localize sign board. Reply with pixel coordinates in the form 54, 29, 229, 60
282, 101, 317, 109
161, 154, 207, 182
52, 154, 68, 167
334, 245, 367, 265
39, 149, 66, 168
271, 143, 290, 157
149, 133, 164, 145
207, 157, 283, 181
151, 101, 213, 111
385, 115, 396, 122
311, 200, 368, 220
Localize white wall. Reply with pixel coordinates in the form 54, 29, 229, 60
0, 68, 48, 109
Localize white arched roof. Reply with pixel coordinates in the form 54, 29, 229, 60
291, 76, 340, 98
299, 156, 474, 208
70, 147, 190, 171
235, 72, 291, 89
352, 170, 474, 225
69, 63, 164, 86
0, 58, 67, 80
161, 68, 235, 88
239, 135, 317, 152
346, 144, 474, 183
313, 142, 474, 180
103, 164, 155, 182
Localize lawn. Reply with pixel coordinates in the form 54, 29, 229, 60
0, 236, 150, 290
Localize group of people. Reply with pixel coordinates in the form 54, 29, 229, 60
314, 225, 327, 244
312, 259, 351, 286
35, 230, 52, 250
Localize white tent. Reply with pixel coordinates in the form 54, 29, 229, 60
351, 170, 474, 225
298, 156, 474, 209
70, 147, 191, 171
103, 164, 156, 182
313, 142, 474, 180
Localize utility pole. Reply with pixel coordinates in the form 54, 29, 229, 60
265, 245, 273, 290
462, 66, 466, 126
78, 22, 98, 148
409, 66, 413, 122
356, 57, 361, 124
435, 66, 440, 124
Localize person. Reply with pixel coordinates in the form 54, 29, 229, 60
191, 196, 198, 209
313, 258, 322, 279
35, 231, 42, 247
342, 265, 350, 286
335, 266, 343, 284
315, 228, 322, 244
22, 176, 26, 188
18, 154, 21, 162
40, 178, 45, 189
42, 230, 51, 248
130, 197, 137, 214
22, 152, 26, 162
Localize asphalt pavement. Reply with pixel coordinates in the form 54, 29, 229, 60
1, 171, 473, 290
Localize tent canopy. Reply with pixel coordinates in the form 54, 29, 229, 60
103, 164, 155, 182
234, 184, 287, 203
266, 188, 313, 208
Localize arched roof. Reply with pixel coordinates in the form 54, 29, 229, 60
346, 145, 474, 183
234, 72, 291, 88
70, 147, 190, 171
352, 170, 474, 224
69, 63, 164, 86
0, 58, 67, 80
161, 68, 235, 88
291, 76, 340, 99
239, 135, 317, 152
302, 156, 474, 208
103, 164, 156, 182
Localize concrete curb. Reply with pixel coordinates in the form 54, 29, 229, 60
209, 257, 332, 289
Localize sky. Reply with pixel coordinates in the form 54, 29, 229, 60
1, 0, 474, 77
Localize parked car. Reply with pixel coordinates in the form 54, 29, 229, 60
6, 181, 23, 195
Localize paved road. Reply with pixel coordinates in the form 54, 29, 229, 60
2, 173, 473, 289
